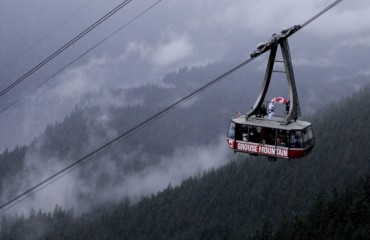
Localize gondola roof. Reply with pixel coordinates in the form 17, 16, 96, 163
231, 114, 311, 130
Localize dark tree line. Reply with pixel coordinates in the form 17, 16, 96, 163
268, 176, 370, 240
0, 168, 369, 239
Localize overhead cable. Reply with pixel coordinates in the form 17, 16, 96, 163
0, 0, 133, 99
301, 0, 343, 28
0, 0, 97, 73
0, 56, 254, 214
0, 0, 344, 213
0, 0, 163, 115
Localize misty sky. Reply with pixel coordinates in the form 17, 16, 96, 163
0, 0, 369, 150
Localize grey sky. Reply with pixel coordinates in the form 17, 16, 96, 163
0, 0, 369, 150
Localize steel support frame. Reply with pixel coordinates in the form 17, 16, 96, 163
246, 38, 301, 124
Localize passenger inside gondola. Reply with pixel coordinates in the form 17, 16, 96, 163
263, 127, 275, 145
235, 125, 242, 141
290, 130, 303, 148
277, 129, 288, 147
249, 126, 261, 143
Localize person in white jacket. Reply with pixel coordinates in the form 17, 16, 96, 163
268, 100, 275, 119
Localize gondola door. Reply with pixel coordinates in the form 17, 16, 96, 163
259, 127, 278, 158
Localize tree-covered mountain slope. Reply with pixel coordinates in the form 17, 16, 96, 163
269, 176, 370, 240
0, 84, 369, 240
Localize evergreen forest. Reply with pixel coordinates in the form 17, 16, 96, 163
0, 63, 369, 239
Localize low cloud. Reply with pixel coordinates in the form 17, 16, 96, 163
336, 34, 370, 49
2, 136, 231, 215
151, 33, 194, 67
127, 32, 194, 68
121, 136, 230, 200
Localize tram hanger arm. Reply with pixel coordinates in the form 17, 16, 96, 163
250, 25, 301, 58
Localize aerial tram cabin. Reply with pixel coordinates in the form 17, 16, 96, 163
227, 25, 315, 160
227, 115, 314, 160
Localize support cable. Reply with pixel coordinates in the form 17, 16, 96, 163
0, 0, 163, 115
301, 0, 343, 28
0, 57, 254, 213
0, 0, 97, 73
0, 0, 344, 213
0, 0, 133, 98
